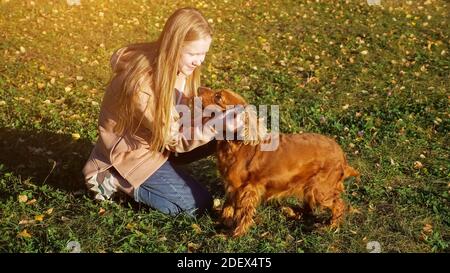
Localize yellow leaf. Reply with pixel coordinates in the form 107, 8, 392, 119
18, 195, 28, 203
349, 206, 362, 214
281, 206, 296, 218
213, 198, 221, 209
17, 229, 32, 238
71, 133, 81, 140
19, 219, 36, 225
46, 208, 54, 215
413, 161, 423, 169
191, 223, 202, 234
423, 224, 433, 234
35, 214, 44, 222
126, 223, 135, 230
26, 199, 37, 205
187, 242, 200, 253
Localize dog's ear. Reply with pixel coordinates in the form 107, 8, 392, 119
240, 106, 268, 145
197, 86, 213, 96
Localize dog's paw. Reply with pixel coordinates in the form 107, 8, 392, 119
221, 206, 235, 228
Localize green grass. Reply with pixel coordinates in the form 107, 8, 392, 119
0, 0, 448, 252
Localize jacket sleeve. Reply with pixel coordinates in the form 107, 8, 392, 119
164, 107, 218, 153
135, 89, 216, 153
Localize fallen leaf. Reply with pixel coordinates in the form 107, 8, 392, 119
45, 208, 54, 215
18, 195, 28, 203
17, 229, 32, 238
35, 214, 44, 222
413, 161, 423, 169
213, 198, 221, 209
71, 133, 80, 140
349, 206, 362, 214
191, 223, 202, 234
422, 224, 433, 234
26, 199, 37, 205
187, 242, 200, 253
19, 219, 36, 225
98, 207, 106, 215
281, 206, 296, 218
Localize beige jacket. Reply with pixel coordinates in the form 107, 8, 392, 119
82, 46, 216, 194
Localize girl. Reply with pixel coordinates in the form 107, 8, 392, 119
83, 7, 239, 216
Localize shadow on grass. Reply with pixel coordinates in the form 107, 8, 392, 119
0, 126, 225, 196
0, 127, 93, 193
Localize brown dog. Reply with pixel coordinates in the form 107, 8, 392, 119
198, 87, 360, 237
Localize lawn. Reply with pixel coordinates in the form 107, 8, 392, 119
0, 0, 448, 253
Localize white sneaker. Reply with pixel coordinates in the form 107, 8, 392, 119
86, 170, 118, 201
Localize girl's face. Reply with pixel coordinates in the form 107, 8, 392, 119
178, 37, 212, 77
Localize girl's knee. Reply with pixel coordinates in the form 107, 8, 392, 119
137, 188, 209, 217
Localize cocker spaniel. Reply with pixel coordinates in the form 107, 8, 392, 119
198, 87, 360, 237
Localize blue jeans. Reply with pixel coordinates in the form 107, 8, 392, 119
134, 141, 216, 217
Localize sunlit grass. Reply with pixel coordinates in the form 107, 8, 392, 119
0, 0, 448, 252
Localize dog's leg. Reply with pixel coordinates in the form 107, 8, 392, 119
316, 170, 347, 228
330, 196, 346, 228
221, 185, 237, 228
233, 185, 262, 237
222, 196, 235, 228
303, 168, 347, 229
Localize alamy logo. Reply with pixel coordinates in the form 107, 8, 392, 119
366, 241, 382, 253
173, 97, 280, 151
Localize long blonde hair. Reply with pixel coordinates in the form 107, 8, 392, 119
112, 8, 212, 152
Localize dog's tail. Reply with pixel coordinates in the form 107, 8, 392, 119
343, 164, 361, 183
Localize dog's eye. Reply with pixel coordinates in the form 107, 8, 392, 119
214, 93, 222, 103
